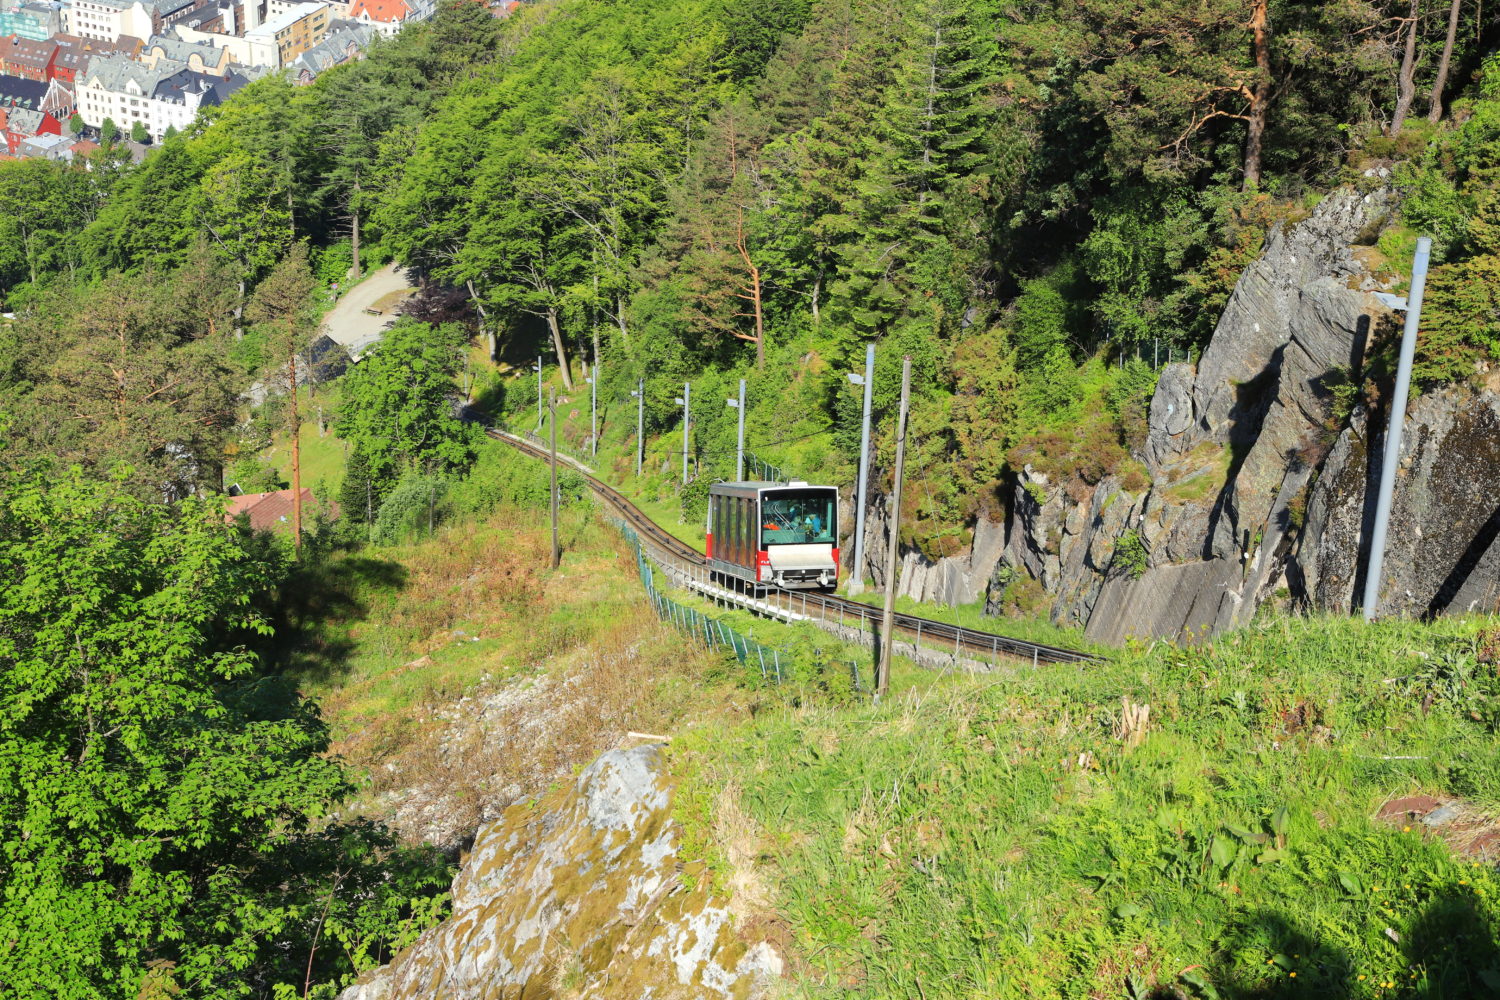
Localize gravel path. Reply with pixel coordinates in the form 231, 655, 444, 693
320, 264, 413, 357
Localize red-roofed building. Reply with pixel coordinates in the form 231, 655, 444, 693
1, 104, 61, 156
346, 0, 416, 36
225, 488, 340, 533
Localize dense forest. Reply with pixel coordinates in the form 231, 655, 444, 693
6, 0, 1500, 538
5, 0, 1500, 994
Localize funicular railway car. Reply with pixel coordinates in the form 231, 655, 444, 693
706, 481, 839, 590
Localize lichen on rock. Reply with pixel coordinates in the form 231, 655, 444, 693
337, 745, 782, 1000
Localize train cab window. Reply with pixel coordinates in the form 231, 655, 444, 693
760, 490, 835, 546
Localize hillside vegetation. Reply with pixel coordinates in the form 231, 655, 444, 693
679, 615, 1500, 999
5, 0, 1500, 997
7, 0, 1500, 548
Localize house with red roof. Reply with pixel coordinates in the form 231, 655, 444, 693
346, 0, 429, 37
225, 488, 340, 533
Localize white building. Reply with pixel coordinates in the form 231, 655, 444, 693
76, 51, 246, 139
67, 0, 154, 41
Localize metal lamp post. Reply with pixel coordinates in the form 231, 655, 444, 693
847, 343, 875, 595
725, 378, 746, 480
585, 362, 598, 458
1363, 236, 1433, 621
673, 383, 690, 485
631, 379, 644, 476
532, 356, 543, 431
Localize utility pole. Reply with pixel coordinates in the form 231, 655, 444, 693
1363, 236, 1432, 621
726, 378, 745, 480
631, 379, 644, 476
586, 362, 598, 458
847, 342, 875, 595
674, 382, 690, 485
549, 387, 560, 569
877, 356, 911, 698
532, 356, 543, 431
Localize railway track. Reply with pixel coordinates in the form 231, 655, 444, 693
486, 427, 1101, 666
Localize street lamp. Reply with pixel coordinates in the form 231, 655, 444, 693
725, 378, 745, 481
847, 343, 875, 594
673, 383, 690, 485
1363, 237, 1433, 621
532, 356, 543, 431
585, 362, 598, 458
630, 379, 644, 476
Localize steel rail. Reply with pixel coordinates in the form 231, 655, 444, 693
486, 426, 1102, 666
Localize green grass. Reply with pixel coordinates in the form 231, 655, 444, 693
660, 579, 971, 699
675, 613, 1500, 999
260, 386, 350, 499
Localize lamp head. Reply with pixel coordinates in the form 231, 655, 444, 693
847, 373, 865, 386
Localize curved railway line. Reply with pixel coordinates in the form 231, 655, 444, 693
486, 427, 1102, 667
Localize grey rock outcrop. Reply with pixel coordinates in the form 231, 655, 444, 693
859, 184, 1498, 643
856, 498, 1006, 607
1299, 385, 1500, 618
995, 187, 1410, 644
337, 746, 781, 1000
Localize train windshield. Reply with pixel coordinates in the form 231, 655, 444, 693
760, 489, 835, 546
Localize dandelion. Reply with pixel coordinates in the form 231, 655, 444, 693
1359, 974, 1366, 981
1289, 972, 1297, 978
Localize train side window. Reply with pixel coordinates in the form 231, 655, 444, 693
726, 496, 735, 564
738, 497, 750, 566
736, 496, 746, 565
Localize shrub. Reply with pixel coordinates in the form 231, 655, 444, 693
374, 473, 448, 543
1112, 529, 1148, 579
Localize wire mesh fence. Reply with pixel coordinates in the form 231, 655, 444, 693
615, 519, 865, 692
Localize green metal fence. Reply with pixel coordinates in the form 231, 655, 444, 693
614, 519, 864, 691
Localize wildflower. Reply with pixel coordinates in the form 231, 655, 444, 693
1359, 974, 1366, 981
1289, 972, 1297, 978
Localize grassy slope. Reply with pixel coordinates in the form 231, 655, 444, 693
277, 503, 761, 840
676, 614, 1500, 999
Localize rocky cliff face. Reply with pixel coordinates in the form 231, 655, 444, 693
857, 184, 1500, 642
338, 745, 781, 1000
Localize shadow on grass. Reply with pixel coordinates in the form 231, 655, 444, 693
258, 541, 410, 689
1203, 888, 1500, 999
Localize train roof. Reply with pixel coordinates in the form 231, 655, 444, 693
710, 480, 836, 492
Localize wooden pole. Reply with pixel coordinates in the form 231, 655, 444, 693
876, 356, 911, 698
550, 387, 560, 569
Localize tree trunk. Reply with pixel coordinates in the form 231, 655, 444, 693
547, 307, 574, 390
288, 348, 302, 557
917, 23, 941, 209
811, 272, 821, 325
750, 261, 764, 369
350, 177, 361, 278
234, 278, 245, 340
615, 293, 629, 340
1243, 0, 1271, 188
1428, 0, 1463, 123
1391, 0, 1421, 135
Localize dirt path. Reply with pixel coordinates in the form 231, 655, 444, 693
321, 264, 413, 357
